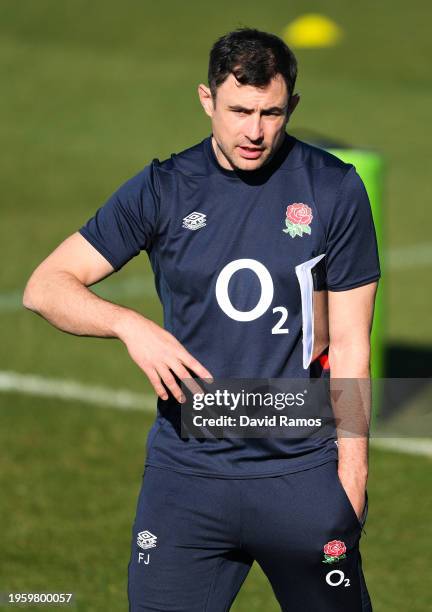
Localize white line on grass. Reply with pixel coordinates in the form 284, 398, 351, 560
0, 370, 155, 412
386, 242, 432, 270
370, 437, 432, 457
1, 370, 431, 458
2, 242, 432, 313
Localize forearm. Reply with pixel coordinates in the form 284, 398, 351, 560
329, 342, 371, 483
23, 270, 139, 339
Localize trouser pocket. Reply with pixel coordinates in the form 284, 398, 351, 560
334, 467, 368, 532
360, 491, 368, 528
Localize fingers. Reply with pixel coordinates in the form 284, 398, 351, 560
157, 365, 185, 404
145, 367, 169, 401
179, 352, 214, 383
167, 361, 206, 397
145, 356, 214, 404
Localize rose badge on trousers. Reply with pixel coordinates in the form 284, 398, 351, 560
283, 203, 313, 238
322, 540, 347, 564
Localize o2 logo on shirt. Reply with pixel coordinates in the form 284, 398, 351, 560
215, 258, 288, 334
325, 570, 350, 588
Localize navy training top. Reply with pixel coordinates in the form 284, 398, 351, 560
78, 134, 381, 478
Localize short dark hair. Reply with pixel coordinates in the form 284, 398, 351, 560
208, 28, 297, 101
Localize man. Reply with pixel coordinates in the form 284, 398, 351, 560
23, 28, 380, 611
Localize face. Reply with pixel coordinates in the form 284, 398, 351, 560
198, 73, 299, 172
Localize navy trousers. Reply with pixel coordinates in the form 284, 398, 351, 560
128, 460, 371, 611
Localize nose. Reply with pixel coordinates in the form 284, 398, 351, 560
244, 113, 263, 143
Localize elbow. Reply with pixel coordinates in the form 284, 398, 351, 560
22, 273, 42, 312
22, 282, 36, 312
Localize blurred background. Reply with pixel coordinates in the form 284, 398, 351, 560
1, 1, 431, 610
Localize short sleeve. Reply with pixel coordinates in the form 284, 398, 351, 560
325, 166, 381, 291
78, 161, 160, 271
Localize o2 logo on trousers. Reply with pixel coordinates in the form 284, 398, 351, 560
215, 258, 288, 334
326, 570, 350, 587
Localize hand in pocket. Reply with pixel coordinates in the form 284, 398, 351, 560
337, 469, 367, 523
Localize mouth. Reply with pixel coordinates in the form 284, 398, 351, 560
237, 145, 265, 160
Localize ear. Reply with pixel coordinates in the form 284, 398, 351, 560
287, 93, 300, 118
198, 84, 214, 118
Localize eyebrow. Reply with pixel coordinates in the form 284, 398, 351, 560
227, 104, 287, 114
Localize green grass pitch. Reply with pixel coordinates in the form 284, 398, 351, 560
1, 1, 431, 610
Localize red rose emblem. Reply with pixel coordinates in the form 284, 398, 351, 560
286, 203, 313, 226
323, 540, 346, 558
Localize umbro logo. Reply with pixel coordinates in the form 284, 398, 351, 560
182, 211, 207, 231
137, 530, 158, 550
